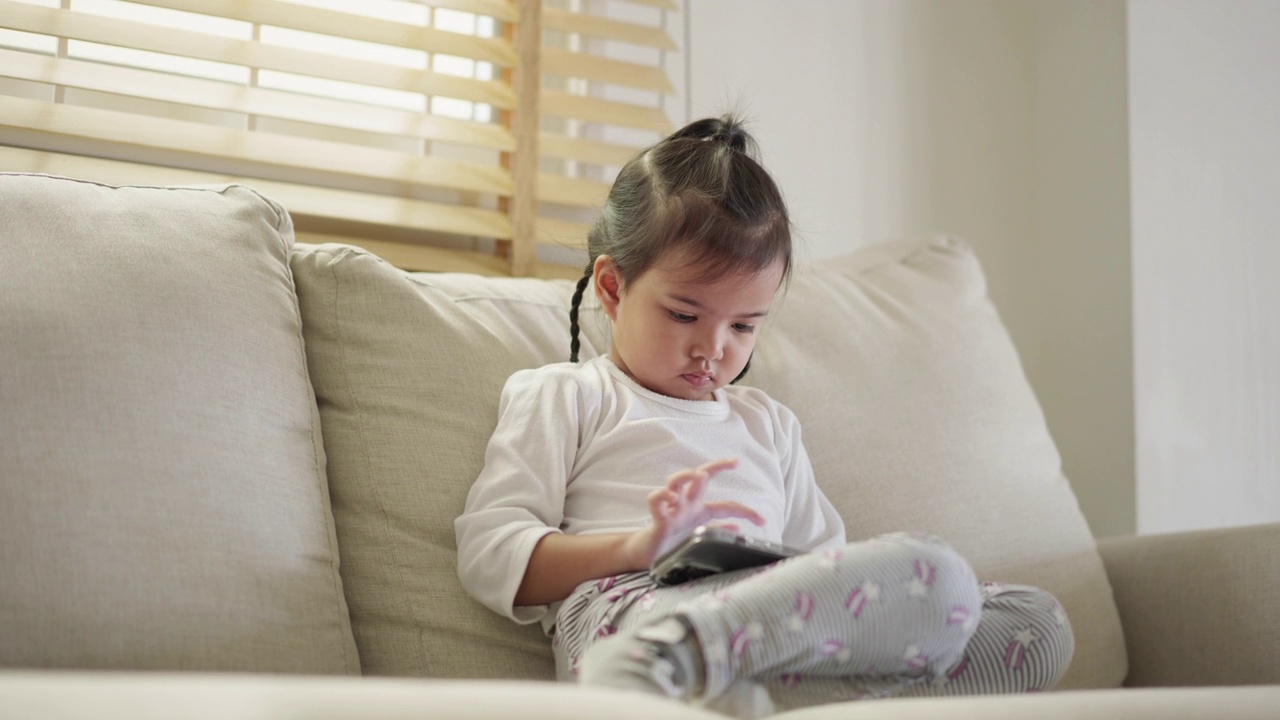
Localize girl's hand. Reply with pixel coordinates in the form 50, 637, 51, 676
622, 458, 766, 568
515, 459, 766, 605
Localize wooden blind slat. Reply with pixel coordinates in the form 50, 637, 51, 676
543, 8, 676, 50
426, 0, 518, 23
542, 47, 674, 93
0, 95, 513, 197
272, 188, 511, 240
539, 132, 641, 166
129, 0, 517, 66
536, 217, 591, 252
0, 49, 515, 151
542, 91, 672, 133
0, 1, 518, 108
537, 172, 610, 209
611, 0, 678, 9
0, 146, 513, 239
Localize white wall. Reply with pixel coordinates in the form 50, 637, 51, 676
1129, 0, 1280, 534
1030, 2, 1134, 538
684, 1, 940, 266
685, 0, 1039, 406
684, 0, 1136, 536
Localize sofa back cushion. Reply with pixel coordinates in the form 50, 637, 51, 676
643, 236, 1128, 690
0, 175, 359, 674
290, 245, 583, 678
291, 235, 1126, 689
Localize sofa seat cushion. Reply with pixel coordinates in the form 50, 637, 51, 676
0, 671, 729, 720
0, 174, 358, 674
2, 672, 1279, 720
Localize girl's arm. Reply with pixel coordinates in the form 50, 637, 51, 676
455, 367, 579, 623
515, 458, 765, 606
514, 532, 639, 606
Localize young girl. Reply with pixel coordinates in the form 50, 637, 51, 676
455, 116, 1073, 717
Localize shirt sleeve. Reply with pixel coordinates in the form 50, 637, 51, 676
775, 402, 847, 553
454, 366, 583, 624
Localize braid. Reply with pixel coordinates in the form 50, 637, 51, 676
568, 265, 592, 362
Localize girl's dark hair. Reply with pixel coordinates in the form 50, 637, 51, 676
568, 114, 793, 374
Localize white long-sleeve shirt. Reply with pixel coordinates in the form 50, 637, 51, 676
454, 356, 846, 632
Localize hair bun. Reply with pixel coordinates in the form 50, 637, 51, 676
718, 116, 750, 153
671, 114, 754, 154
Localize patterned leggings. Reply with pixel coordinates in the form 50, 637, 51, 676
554, 533, 1074, 717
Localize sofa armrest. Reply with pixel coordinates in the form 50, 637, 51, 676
1097, 522, 1280, 687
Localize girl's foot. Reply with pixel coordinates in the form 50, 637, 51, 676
579, 617, 705, 700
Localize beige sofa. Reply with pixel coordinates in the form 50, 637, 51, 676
1, 173, 1276, 719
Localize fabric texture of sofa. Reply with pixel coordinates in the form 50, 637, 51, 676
1, 173, 1277, 718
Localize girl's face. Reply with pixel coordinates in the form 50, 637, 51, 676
595, 250, 784, 401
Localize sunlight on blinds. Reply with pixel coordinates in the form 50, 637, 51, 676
0, 0, 681, 276
534, 0, 678, 264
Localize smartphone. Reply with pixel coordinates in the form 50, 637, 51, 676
649, 525, 800, 586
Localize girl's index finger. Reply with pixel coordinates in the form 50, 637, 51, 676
665, 467, 704, 494
679, 470, 708, 503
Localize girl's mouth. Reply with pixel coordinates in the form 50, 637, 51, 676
682, 372, 713, 388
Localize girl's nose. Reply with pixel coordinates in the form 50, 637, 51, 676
691, 328, 725, 360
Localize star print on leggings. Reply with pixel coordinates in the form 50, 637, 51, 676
845, 581, 880, 618
1004, 627, 1039, 670
907, 559, 937, 598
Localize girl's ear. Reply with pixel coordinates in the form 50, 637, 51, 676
593, 255, 623, 320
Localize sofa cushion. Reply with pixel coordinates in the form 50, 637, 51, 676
292, 235, 1126, 689
0, 174, 359, 674
290, 244, 584, 679
3, 673, 1280, 720
695, 236, 1128, 690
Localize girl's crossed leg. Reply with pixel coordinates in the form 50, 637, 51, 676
562, 533, 1073, 716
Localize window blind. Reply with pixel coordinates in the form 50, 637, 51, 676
0, 0, 679, 276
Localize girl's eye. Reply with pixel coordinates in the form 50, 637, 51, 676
733, 323, 756, 334
669, 311, 696, 323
